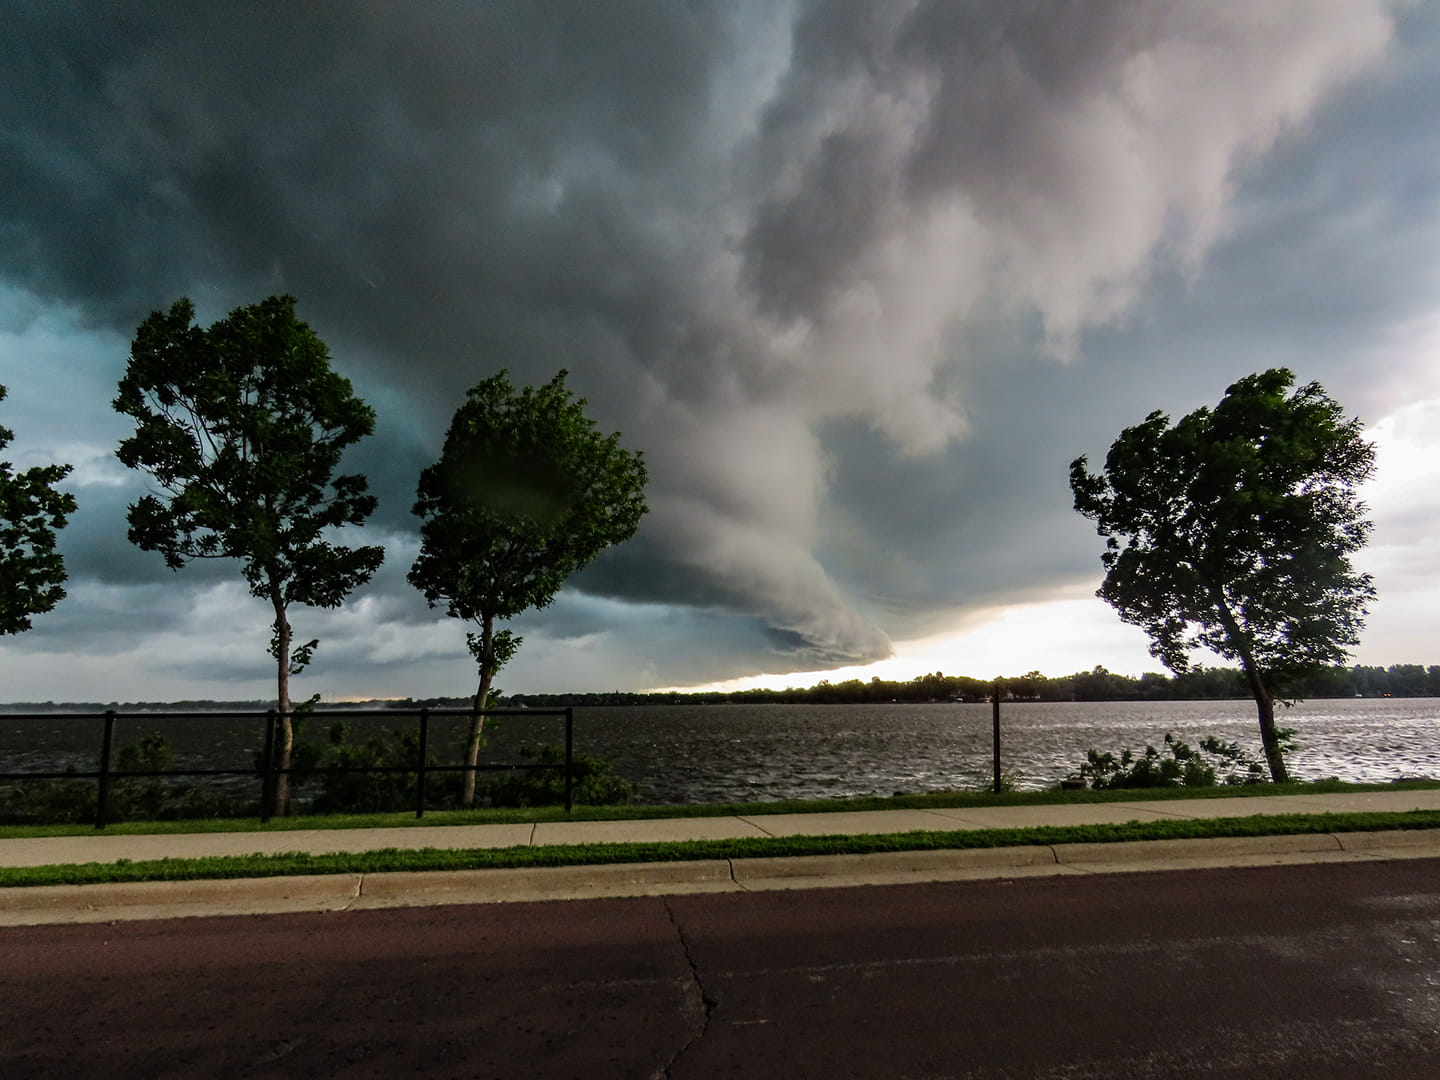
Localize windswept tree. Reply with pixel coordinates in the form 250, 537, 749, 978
115, 295, 384, 814
1, 385, 77, 636
410, 370, 648, 805
1070, 368, 1376, 782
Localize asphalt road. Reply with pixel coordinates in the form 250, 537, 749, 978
4, 859, 1439, 1079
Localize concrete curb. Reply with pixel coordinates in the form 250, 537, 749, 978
730, 845, 1073, 891
0, 873, 363, 925
353, 859, 739, 909
4, 830, 1439, 927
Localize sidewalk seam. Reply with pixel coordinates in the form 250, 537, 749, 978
920, 809, 967, 824
1114, 804, 1191, 819
737, 815, 778, 838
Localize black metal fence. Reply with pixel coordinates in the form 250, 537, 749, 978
0, 706, 574, 828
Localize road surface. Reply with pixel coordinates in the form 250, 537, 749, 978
4, 859, 1439, 1078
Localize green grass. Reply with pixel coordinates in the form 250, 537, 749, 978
4, 776, 1436, 840
3, 808, 1439, 889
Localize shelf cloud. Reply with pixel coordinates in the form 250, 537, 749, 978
2, 1, 1436, 698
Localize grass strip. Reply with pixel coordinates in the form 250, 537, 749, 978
3, 809, 1439, 889
4, 777, 1437, 839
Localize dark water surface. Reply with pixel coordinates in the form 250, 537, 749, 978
556, 698, 1440, 803
3, 698, 1437, 805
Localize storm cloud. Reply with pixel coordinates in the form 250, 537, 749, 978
3, 0, 1437, 697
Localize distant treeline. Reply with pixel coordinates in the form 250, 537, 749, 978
4, 663, 1436, 714
0, 699, 394, 715
505, 663, 1440, 707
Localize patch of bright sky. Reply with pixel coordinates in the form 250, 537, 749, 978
1346, 391, 1440, 667
665, 586, 1164, 692
679, 385, 1440, 694
0, 285, 128, 467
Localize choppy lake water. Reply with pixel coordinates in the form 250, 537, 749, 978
2, 698, 1436, 805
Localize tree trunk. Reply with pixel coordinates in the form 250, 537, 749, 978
1212, 588, 1290, 783
271, 591, 294, 817
1258, 697, 1290, 784
461, 615, 493, 807
1239, 659, 1290, 783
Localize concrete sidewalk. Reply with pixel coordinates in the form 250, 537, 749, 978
3, 789, 1439, 926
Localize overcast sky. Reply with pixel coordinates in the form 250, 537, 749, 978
3, 1, 1439, 702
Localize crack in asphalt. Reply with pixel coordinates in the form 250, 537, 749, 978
658, 898, 714, 1079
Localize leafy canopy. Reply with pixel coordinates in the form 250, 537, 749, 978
114, 295, 384, 611
0, 385, 78, 635
1069, 368, 1375, 683
409, 369, 648, 666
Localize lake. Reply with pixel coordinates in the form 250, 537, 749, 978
2, 698, 1437, 805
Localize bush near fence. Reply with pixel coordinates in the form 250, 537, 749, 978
0, 707, 615, 826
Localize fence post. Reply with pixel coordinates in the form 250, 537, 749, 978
992, 680, 1002, 794
564, 707, 574, 814
260, 708, 277, 824
415, 707, 430, 819
95, 709, 117, 830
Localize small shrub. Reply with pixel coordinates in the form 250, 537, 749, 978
1196, 735, 1271, 786
993, 768, 1025, 793
0, 733, 255, 825
109, 732, 254, 821
110, 731, 175, 819
1081, 735, 1212, 789
1079, 732, 1280, 790
488, 744, 634, 808
0, 775, 95, 824
304, 721, 457, 814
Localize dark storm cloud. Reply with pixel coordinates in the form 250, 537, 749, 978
0, 0, 1423, 690
3, 2, 723, 326
0, 0, 893, 664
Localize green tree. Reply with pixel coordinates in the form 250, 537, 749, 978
114, 295, 384, 814
0, 385, 77, 636
409, 369, 647, 805
1386, 664, 1429, 697
1070, 368, 1375, 781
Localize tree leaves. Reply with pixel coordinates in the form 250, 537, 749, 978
1070, 367, 1376, 684
409, 369, 648, 630
0, 384, 77, 635
114, 295, 385, 610
113, 288, 385, 796
1072, 368, 1376, 783
410, 368, 648, 666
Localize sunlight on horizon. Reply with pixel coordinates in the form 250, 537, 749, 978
671, 387, 1440, 697
660, 588, 1166, 693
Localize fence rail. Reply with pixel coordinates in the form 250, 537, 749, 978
0, 706, 574, 828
